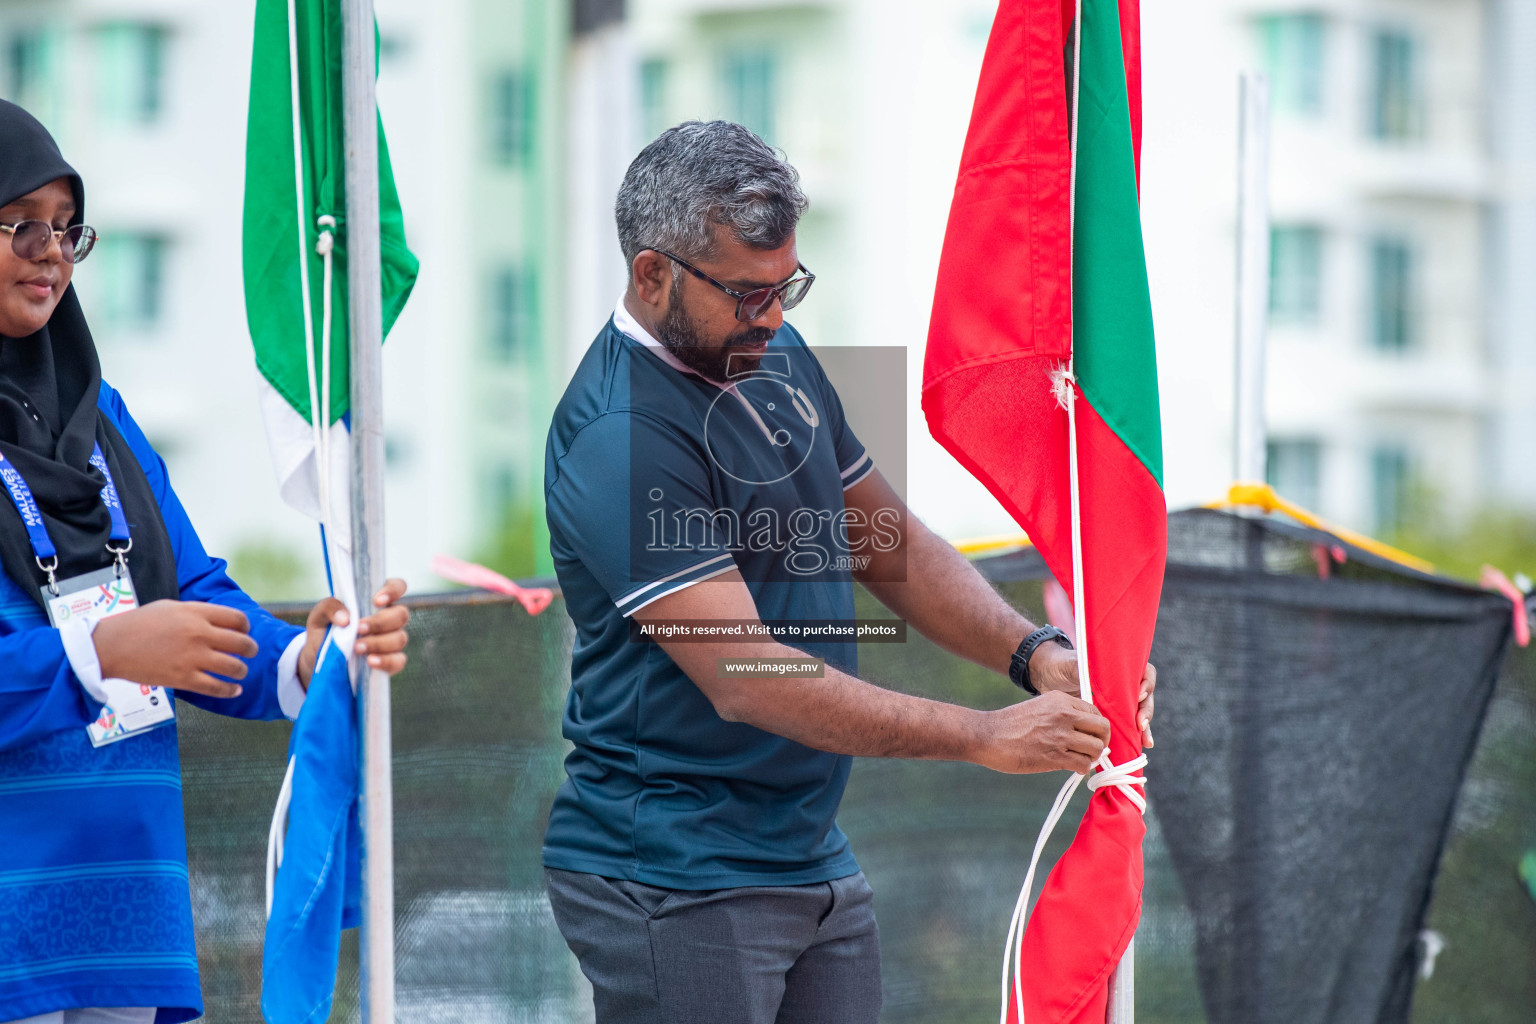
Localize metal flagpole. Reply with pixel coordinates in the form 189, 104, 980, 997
1234, 73, 1272, 484
339, 0, 395, 1021
1229, 72, 1272, 1019
1107, 937, 1134, 1022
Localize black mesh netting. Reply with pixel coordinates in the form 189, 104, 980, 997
174, 509, 1536, 1023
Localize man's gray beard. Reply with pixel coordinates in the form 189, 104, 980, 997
657, 281, 775, 383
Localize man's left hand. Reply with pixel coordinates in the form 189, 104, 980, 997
299, 578, 411, 687
1137, 662, 1156, 748
1031, 644, 1156, 749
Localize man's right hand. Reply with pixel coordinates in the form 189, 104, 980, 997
92, 600, 259, 699
972, 690, 1111, 774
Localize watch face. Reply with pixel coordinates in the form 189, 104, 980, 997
1012, 627, 1069, 694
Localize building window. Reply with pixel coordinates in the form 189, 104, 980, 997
1369, 238, 1413, 351
489, 463, 518, 514
490, 70, 534, 167
96, 24, 168, 125
1371, 445, 1411, 533
8, 28, 66, 125
1257, 14, 1326, 115
723, 49, 777, 143
482, 461, 525, 540
384, 434, 412, 470
488, 265, 535, 361
7, 29, 51, 103
1368, 29, 1420, 140
1266, 439, 1322, 511
96, 233, 168, 331
1269, 226, 1324, 324
378, 33, 410, 65
640, 59, 669, 142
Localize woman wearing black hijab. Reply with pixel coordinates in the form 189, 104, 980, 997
0, 101, 410, 1024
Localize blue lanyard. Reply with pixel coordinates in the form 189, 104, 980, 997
0, 442, 132, 592
87, 443, 132, 547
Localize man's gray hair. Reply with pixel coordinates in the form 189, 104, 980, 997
615, 121, 808, 268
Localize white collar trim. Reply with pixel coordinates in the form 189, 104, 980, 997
611, 296, 785, 438
612, 294, 724, 385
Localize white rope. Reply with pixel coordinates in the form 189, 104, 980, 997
1000, 768, 1086, 1024
265, 0, 314, 928
267, 0, 343, 920
316, 214, 337, 545
265, 755, 296, 918
997, 0, 1147, 1018
1064, 0, 1089, 710
1000, 741, 1149, 1023
1087, 750, 1148, 812
286, 0, 324, 502
1418, 930, 1446, 980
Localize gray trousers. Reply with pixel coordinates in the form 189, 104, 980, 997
545, 868, 882, 1024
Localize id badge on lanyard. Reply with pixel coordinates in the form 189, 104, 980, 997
0, 443, 174, 746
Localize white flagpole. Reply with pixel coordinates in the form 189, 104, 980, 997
1106, 937, 1134, 1022
1234, 74, 1272, 485
338, 0, 395, 1021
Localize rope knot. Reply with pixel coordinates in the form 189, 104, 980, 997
315, 214, 337, 256
1085, 750, 1148, 813
1049, 364, 1076, 411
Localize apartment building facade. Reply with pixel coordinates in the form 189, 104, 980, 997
628, 0, 1536, 537
0, 0, 569, 593
2, 0, 1530, 578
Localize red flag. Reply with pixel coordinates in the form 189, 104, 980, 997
922, 0, 1165, 1021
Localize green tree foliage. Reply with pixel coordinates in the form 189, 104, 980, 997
1411, 642, 1536, 1022
1390, 491, 1536, 585
1381, 490, 1536, 1021
227, 537, 316, 602
474, 502, 541, 581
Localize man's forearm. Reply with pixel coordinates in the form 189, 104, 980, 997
636, 570, 1110, 774
846, 471, 1059, 686
861, 517, 1040, 679
670, 639, 985, 762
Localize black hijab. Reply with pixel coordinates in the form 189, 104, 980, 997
0, 99, 176, 609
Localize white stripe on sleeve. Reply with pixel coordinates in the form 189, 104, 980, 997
615, 553, 736, 616
621, 561, 741, 617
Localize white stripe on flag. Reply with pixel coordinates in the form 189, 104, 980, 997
256, 374, 357, 614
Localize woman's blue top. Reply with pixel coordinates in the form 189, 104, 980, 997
0, 382, 302, 1023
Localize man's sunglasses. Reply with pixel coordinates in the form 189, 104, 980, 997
649, 248, 814, 322
0, 221, 98, 265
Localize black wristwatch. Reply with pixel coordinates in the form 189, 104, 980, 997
1009, 626, 1073, 695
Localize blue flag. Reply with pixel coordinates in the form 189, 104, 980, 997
262, 630, 362, 1024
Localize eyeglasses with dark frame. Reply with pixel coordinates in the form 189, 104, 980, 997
647, 247, 815, 322
0, 221, 98, 265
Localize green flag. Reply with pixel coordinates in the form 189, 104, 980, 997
243, 0, 417, 430
242, 0, 417, 574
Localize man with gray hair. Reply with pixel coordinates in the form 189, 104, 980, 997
541, 121, 1153, 1023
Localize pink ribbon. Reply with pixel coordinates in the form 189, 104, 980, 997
1479, 565, 1530, 648
431, 555, 554, 616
